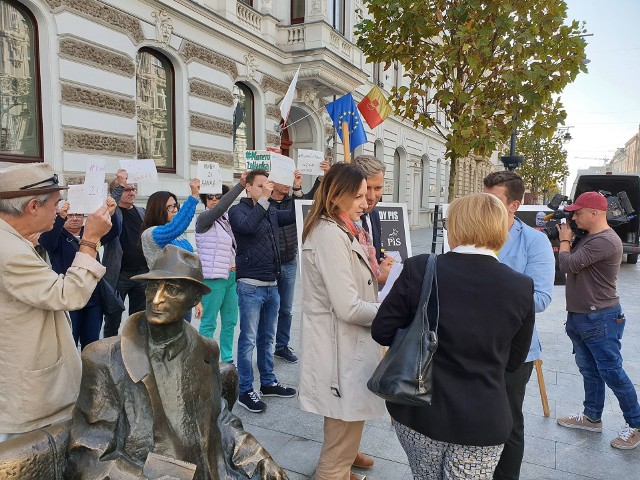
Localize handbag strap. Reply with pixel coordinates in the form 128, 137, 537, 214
412, 254, 438, 333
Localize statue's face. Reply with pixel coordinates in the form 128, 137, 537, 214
145, 279, 198, 326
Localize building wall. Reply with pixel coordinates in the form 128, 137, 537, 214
0, 0, 459, 228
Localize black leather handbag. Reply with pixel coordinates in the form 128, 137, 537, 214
98, 279, 126, 316
367, 254, 439, 406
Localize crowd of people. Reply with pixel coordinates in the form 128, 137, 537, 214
1, 157, 639, 480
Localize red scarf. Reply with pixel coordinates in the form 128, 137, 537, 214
338, 213, 381, 278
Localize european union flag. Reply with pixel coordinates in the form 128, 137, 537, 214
325, 93, 368, 151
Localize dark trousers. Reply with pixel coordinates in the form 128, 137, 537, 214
70, 303, 103, 350
493, 361, 534, 480
103, 269, 147, 337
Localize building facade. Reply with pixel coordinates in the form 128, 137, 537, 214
0, 0, 473, 228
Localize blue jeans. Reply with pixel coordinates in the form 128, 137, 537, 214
103, 268, 147, 337
566, 305, 640, 427
236, 282, 280, 394
70, 303, 103, 350
276, 259, 297, 351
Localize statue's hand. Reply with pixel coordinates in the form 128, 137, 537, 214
258, 458, 288, 480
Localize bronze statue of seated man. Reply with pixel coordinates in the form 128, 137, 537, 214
65, 245, 287, 480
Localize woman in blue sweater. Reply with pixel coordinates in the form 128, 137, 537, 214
141, 178, 202, 321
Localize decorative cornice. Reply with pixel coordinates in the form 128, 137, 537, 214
265, 104, 281, 121
181, 41, 238, 79
261, 74, 289, 96
191, 148, 234, 167
59, 37, 135, 77
189, 80, 234, 107
63, 128, 136, 156
45, 0, 144, 44
61, 82, 135, 117
266, 131, 281, 146
190, 114, 233, 137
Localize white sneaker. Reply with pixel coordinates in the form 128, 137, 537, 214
610, 424, 640, 450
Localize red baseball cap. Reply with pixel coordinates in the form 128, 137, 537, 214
564, 191, 608, 212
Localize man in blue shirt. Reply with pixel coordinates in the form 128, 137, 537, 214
484, 171, 555, 480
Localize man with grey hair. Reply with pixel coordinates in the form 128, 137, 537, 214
0, 162, 112, 442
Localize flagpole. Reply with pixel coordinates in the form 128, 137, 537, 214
342, 122, 351, 163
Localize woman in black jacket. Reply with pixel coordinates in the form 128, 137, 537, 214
371, 193, 535, 480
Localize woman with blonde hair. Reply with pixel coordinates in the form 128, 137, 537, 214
372, 193, 535, 480
299, 163, 385, 480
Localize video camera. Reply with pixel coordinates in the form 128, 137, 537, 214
541, 191, 635, 242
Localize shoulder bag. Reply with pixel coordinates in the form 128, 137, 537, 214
367, 253, 439, 406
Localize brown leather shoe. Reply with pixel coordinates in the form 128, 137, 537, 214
350, 473, 367, 480
352, 452, 374, 469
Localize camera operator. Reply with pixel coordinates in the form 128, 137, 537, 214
556, 191, 640, 450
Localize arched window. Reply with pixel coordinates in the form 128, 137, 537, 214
393, 149, 400, 202
232, 82, 254, 171
374, 139, 383, 162
0, 0, 42, 162
136, 48, 175, 171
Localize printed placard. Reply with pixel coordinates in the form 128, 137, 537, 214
119, 159, 158, 183
197, 161, 222, 194
85, 158, 106, 186
244, 150, 271, 171
269, 153, 296, 186
297, 149, 325, 176
67, 183, 108, 214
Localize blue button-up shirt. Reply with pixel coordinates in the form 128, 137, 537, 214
498, 218, 555, 361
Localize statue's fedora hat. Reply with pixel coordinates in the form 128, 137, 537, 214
0, 163, 68, 199
132, 245, 211, 295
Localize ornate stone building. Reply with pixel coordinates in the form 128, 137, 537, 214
0, 0, 468, 228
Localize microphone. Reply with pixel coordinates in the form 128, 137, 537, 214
543, 212, 555, 222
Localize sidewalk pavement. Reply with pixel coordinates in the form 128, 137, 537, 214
198, 227, 640, 479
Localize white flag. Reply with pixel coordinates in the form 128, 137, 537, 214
280, 65, 300, 123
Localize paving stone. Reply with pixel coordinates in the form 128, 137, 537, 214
358, 424, 409, 464
272, 436, 323, 476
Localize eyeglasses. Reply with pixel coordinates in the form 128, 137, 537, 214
166, 203, 180, 213
123, 187, 137, 193
206, 194, 223, 200
20, 174, 59, 191
68, 213, 87, 218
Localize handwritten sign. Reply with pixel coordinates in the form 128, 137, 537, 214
85, 158, 106, 186
269, 153, 296, 186
297, 149, 325, 176
119, 159, 158, 183
67, 183, 108, 214
244, 150, 271, 171
197, 161, 222, 194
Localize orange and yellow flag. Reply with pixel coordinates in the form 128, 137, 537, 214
357, 86, 391, 129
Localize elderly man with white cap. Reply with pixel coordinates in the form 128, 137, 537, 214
0, 162, 112, 442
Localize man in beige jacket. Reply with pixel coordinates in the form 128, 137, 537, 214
0, 163, 112, 441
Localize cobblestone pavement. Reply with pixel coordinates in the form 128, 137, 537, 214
196, 227, 640, 479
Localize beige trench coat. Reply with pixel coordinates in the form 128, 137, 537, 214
298, 218, 385, 421
0, 218, 105, 433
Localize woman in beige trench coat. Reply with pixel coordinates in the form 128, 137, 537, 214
299, 163, 386, 480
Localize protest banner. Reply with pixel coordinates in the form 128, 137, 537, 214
85, 158, 106, 186
197, 161, 222, 194
119, 159, 158, 183
269, 153, 296, 186
244, 150, 271, 171
67, 183, 108, 214
297, 149, 325, 176
295, 200, 412, 273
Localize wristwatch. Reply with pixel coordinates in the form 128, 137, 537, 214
292, 186, 302, 191
79, 239, 101, 251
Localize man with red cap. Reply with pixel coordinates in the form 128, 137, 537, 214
556, 191, 640, 449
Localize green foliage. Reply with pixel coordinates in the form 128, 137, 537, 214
512, 125, 570, 200
356, 0, 587, 201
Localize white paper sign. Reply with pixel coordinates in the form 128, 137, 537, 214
297, 149, 325, 176
378, 261, 404, 302
244, 150, 271, 171
197, 161, 222, 194
119, 159, 158, 183
269, 153, 296, 186
67, 183, 108, 214
85, 158, 106, 186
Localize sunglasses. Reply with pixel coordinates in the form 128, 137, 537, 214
20, 174, 59, 191
206, 194, 223, 200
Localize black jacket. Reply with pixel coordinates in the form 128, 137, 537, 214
371, 252, 535, 446
228, 197, 296, 281
368, 208, 384, 262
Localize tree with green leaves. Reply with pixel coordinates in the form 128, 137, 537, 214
356, 0, 587, 201
512, 126, 570, 202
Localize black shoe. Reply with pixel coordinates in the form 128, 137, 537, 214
274, 347, 299, 364
238, 391, 267, 413
260, 382, 296, 398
